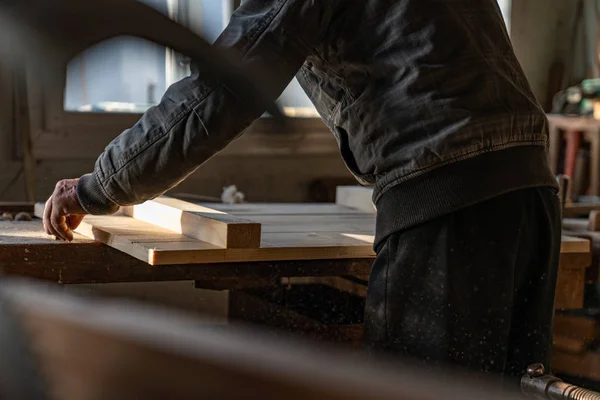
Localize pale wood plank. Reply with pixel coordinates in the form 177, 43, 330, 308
34, 201, 587, 267
148, 244, 375, 266
62, 213, 375, 265
335, 186, 376, 213
203, 203, 366, 216
560, 235, 590, 253
75, 215, 221, 264
122, 197, 261, 248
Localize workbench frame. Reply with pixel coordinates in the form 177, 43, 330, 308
1, 238, 373, 285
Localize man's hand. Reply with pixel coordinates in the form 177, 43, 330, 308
43, 179, 87, 242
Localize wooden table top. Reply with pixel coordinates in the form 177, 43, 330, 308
0, 219, 373, 284
0, 218, 590, 284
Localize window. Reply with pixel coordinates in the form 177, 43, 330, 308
497, 0, 512, 34
64, 1, 510, 116
64, 0, 318, 117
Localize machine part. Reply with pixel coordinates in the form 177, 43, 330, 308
521, 363, 600, 400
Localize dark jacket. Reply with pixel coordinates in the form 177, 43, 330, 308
77, 0, 558, 244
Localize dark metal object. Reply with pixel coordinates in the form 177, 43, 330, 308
521, 363, 600, 400
0, 0, 284, 119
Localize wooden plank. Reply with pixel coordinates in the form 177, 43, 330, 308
564, 202, 600, 217
33, 201, 588, 268
203, 203, 366, 216
554, 314, 600, 342
63, 213, 375, 265
251, 215, 375, 234
0, 230, 374, 285
552, 350, 600, 381
560, 235, 590, 253
562, 218, 589, 232
247, 215, 374, 224
552, 335, 587, 354
335, 186, 376, 213
123, 197, 261, 249
555, 261, 586, 310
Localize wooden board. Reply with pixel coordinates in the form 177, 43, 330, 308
560, 235, 591, 253
0, 220, 375, 284
122, 197, 261, 248
204, 203, 366, 216
563, 202, 600, 217
32, 201, 591, 272
335, 186, 376, 213
71, 214, 375, 265
554, 314, 600, 342
552, 350, 600, 381
33, 202, 375, 265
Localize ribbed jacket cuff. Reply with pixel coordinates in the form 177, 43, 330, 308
373, 145, 559, 250
76, 173, 120, 215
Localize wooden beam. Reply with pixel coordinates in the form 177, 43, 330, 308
335, 186, 376, 213
122, 197, 261, 249
560, 235, 591, 253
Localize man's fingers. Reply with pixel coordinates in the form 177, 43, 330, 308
67, 214, 85, 230
43, 198, 52, 235
44, 200, 62, 240
51, 205, 71, 242
42, 179, 89, 241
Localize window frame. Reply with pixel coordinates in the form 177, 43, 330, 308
30, 0, 332, 161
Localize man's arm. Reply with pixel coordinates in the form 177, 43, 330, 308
44, 0, 334, 240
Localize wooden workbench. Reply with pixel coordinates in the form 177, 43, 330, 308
0, 218, 374, 285
0, 215, 591, 310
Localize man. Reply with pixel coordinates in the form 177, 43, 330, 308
44, 0, 560, 383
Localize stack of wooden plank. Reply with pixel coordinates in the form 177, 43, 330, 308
35, 195, 377, 266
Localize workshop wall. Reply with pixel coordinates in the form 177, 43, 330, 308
510, 0, 580, 106
0, 3, 581, 203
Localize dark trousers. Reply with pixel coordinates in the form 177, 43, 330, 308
364, 187, 561, 386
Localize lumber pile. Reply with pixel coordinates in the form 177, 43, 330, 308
35, 196, 377, 266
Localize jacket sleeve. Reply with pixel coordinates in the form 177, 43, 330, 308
76, 0, 334, 215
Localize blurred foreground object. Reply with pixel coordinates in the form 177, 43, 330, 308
0, 278, 530, 400
0, 0, 284, 118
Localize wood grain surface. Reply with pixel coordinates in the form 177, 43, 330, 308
123, 197, 261, 248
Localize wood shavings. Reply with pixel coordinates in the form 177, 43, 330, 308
1, 212, 14, 221
221, 185, 245, 204
0, 212, 33, 221
15, 212, 33, 221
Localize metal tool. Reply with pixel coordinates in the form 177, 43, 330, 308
521, 363, 600, 399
